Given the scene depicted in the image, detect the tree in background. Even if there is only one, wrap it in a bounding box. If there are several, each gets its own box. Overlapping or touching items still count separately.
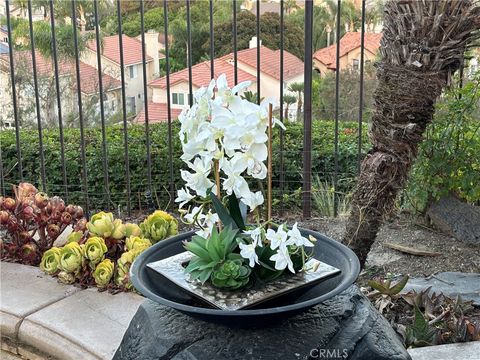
[282,94,297,121]
[288,82,304,119]
[209,11,304,60]
[312,65,377,121]
[343,0,480,268]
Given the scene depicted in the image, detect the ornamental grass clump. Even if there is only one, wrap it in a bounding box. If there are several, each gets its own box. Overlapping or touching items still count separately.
[177,75,316,291]
[0,183,86,265]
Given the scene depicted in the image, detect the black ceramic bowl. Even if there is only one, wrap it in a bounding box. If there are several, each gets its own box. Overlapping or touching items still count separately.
[130,228,360,327]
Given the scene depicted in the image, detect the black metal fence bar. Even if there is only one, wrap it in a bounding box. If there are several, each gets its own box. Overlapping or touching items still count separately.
[209,0,215,78]
[303,0,314,219]
[333,0,342,217]
[49,0,68,202]
[186,0,193,106]
[140,0,152,198]
[232,0,238,85]
[116,0,132,216]
[357,0,366,174]
[5,0,23,182]
[71,0,90,215]
[279,0,285,214]
[27,0,46,192]
[93,0,110,210]
[256,0,260,104]
[163,0,175,207]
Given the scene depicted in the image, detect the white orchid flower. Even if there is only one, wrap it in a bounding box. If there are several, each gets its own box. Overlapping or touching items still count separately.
[270,246,295,273]
[242,191,265,212]
[181,157,214,197]
[175,188,195,209]
[266,226,293,250]
[239,242,258,268]
[287,223,314,247]
[183,206,203,225]
[243,226,263,247]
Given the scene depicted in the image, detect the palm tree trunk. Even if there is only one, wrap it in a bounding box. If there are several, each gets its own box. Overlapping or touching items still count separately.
[343,0,480,268]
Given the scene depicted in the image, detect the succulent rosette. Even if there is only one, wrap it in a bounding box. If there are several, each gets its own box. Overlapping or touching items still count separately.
[58,242,84,273]
[125,236,152,252]
[140,210,178,243]
[66,231,83,243]
[125,223,142,238]
[93,259,114,288]
[86,212,115,238]
[57,271,76,284]
[84,237,108,266]
[111,219,126,240]
[210,259,251,290]
[40,247,61,275]
[115,248,143,289]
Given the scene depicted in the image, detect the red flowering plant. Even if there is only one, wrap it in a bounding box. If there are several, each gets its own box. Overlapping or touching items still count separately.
[0,183,86,265]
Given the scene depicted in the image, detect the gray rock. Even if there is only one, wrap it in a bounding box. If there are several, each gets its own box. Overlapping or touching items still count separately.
[427,195,480,244]
[113,286,410,360]
[402,272,480,306]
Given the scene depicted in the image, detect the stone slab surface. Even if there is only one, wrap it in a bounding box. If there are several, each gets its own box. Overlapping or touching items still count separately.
[427,195,480,244]
[19,288,143,360]
[408,341,480,360]
[114,285,411,360]
[0,262,79,339]
[402,272,480,306]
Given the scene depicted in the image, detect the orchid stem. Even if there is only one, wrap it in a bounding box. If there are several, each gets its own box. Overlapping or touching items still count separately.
[267,103,273,227]
[214,160,222,232]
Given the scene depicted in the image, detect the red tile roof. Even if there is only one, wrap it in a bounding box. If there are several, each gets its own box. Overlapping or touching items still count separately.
[221,46,304,81]
[135,102,183,123]
[313,32,382,70]
[149,58,256,89]
[87,34,153,66]
[0,51,121,95]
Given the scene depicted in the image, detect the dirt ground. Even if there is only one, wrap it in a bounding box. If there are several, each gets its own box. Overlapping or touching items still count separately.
[291,214,480,280]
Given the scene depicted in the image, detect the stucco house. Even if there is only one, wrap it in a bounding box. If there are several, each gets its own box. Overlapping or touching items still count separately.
[0,50,121,129]
[136,42,304,124]
[313,32,382,76]
[83,34,163,116]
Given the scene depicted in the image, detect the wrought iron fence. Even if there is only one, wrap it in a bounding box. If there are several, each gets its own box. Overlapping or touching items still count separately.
[0,0,369,219]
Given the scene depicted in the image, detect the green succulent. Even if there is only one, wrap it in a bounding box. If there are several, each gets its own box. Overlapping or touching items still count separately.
[93,259,114,288]
[184,226,242,284]
[40,247,61,275]
[57,271,76,284]
[58,242,84,273]
[125,223,142,238]
[125,236,152,252]
[84,237,108,266]
[111,219,126,240]
[87,212,115,238]
[140,210,178,243]
[66,231,83,243]
[211,259,251,290]
[115,248,144,289]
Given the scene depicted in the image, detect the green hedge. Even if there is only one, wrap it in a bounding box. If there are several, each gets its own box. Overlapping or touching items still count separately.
[0,120,368,211]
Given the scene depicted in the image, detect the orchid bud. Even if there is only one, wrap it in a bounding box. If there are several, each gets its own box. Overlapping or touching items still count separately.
[34,192,49,209]
[61,212,73,225]
[47,224,60,239]
[3,197,15,211]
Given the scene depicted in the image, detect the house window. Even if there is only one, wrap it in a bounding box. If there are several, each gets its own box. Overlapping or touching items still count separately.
[111,100,116,112]
[172,93,185,105]
[129,65,138,79]
[127,96,136,113]
[352,59,360,71]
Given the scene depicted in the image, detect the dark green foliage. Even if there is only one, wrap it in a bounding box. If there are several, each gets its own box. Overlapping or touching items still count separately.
[210,259,251,290]
[0,120,368,211]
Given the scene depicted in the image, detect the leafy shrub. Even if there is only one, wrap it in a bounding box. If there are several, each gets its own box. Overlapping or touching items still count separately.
[406,74,480,212]
[1,120,368,212]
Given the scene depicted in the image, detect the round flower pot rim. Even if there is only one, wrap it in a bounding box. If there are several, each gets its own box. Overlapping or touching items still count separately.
[130,227,360,319]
